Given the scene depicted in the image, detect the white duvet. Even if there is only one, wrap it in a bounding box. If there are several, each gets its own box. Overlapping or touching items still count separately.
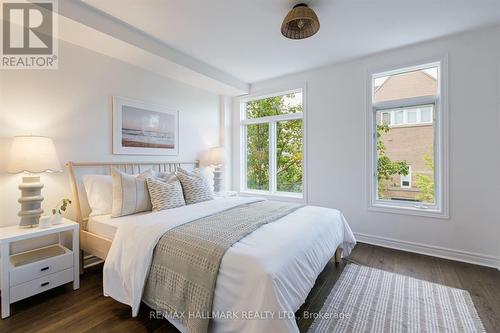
[103,197,356,333]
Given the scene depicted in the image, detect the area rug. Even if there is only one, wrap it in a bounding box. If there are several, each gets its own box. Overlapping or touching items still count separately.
[307,264,485,333]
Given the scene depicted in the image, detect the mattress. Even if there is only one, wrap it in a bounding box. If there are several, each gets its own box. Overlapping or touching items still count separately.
[87,212,149,239]
[87,214,117,239]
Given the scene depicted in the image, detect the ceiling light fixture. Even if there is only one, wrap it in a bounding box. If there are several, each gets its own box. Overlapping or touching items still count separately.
[281,3,320,40]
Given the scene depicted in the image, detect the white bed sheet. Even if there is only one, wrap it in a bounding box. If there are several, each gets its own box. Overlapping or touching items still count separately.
[210,205,355,333]
[103,198,356,333]
[87,214,116,239]
[88,213,148,239]
[87,195,285,240]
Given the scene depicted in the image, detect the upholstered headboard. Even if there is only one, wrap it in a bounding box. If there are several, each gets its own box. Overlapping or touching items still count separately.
[66,161,199,229]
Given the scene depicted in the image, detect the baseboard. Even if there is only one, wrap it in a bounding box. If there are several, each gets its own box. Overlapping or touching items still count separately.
[354,232,500,270]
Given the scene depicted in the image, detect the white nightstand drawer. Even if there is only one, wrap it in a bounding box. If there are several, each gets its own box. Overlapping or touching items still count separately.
[10,248,73,287]
[0,219,79,319]
[10,268,74,303]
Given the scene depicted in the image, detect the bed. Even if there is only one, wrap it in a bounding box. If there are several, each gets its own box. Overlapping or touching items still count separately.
[67,161,356,333]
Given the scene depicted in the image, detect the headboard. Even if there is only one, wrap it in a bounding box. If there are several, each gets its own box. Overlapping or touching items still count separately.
[66,161,199,230]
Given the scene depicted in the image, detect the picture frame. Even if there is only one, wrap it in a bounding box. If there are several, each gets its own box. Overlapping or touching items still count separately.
[112,96,179,155]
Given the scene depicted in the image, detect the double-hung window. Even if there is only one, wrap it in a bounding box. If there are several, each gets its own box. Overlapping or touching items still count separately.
[369,62,447,217]
[240,89,304,199]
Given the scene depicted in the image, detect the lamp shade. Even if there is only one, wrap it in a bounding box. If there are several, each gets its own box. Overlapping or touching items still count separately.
[208,146,224,166]
[281,3,320,40]
[7,136,61,173]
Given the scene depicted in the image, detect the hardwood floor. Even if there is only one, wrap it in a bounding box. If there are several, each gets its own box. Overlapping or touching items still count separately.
[297,243,500,333]
[1,243,499,333]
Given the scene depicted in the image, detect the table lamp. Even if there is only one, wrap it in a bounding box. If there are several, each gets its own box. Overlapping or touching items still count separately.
[208,146,224,193]
[7,136,62,227]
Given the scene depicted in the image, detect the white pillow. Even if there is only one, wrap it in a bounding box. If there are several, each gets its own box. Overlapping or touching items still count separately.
[111,168,154,217]
[82,175,112,216]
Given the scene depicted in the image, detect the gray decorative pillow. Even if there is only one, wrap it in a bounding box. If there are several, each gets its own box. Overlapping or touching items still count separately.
[176,168,214,205]
[111,168,153,217]
[146,176,186,211]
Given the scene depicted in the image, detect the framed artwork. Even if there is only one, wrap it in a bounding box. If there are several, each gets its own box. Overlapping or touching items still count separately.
[112,96,179,155]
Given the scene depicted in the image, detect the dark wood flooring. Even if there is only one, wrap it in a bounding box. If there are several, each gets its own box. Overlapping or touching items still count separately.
[1,243,499,333]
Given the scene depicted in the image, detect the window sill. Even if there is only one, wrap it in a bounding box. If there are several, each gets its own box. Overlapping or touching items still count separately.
[368,202,449,219]
[239,190,305,203]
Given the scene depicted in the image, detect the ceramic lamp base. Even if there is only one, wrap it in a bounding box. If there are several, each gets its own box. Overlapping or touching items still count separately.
[18,176,44,227]
[213,166,223,193]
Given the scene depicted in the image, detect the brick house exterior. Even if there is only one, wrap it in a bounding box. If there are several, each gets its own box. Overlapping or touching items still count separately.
[375,70,436,202]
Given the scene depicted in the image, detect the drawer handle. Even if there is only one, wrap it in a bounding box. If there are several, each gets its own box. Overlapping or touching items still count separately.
[41,282,50,287]
[40,267,50,271]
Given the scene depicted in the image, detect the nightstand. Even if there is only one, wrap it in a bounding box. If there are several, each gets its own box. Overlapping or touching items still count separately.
[0,218,79,318]
[214,191,238,198]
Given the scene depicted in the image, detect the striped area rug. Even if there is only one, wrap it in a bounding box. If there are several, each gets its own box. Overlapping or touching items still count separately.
[308,264,485,333]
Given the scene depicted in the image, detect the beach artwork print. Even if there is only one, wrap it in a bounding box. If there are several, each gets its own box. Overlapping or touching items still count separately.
[113,97,179,155]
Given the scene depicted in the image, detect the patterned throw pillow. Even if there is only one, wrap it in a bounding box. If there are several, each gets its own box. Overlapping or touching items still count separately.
[146,176,186,211]
[111,168,153,217]
[176,168,214,205]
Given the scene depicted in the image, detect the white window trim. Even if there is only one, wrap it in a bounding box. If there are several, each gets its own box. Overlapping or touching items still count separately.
[400,165,412,188]
[238,86,307,202]
[366,58,449,219]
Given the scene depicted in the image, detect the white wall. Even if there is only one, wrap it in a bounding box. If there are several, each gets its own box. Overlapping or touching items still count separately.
[232,26,500,268]
[497,26,500,264]
[0,40,220,227]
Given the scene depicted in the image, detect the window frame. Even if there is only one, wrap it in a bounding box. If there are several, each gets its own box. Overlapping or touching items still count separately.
[367,60,449,218]
[239,87,306,202]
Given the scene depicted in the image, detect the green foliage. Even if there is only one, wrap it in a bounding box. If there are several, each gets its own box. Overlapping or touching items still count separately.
[246,123,269,190]
[276,119,302,192]
[52,198,72,215]
[415,153,435,203]
[246,94,303,193]
[377,124,409,199]
[246,94,301,119]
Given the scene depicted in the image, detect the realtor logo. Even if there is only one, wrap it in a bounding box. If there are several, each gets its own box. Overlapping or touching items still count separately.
[1,0,58,69]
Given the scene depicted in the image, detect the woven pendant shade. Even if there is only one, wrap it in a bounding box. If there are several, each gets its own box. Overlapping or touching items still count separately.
[281,3,320,40]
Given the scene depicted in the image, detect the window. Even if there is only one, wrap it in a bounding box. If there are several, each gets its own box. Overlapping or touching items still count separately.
[381,112,391,125]
[369,62,446,216]
[379,106,433,126]
[407,109,418,124]
[240,89,304,198]
[421,107,432,123]
[400,166,412,188]
[394,110,404,125]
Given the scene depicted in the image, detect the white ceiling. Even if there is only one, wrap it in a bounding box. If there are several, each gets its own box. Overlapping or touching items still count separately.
[83,0,500,83]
